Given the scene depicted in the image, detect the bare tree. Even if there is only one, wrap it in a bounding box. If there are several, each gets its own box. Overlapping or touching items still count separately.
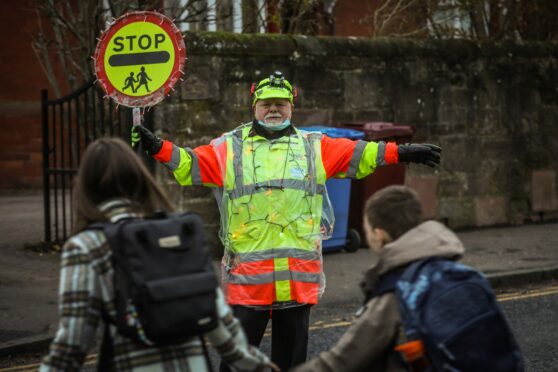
[364,0,557,41]
[280,0,329,35]
[249,0,335,35]
[32,0,103,97]
[367,0,428,38]
[32,0,163,97]
[32,0,234,97]
[242,0,262,33]
[428,0,522,40]
[166,0,230,31]
[216,0,234,31]
[517,0,558,40]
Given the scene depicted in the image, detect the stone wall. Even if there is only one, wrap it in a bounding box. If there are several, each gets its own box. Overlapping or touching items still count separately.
[154,32,558,250]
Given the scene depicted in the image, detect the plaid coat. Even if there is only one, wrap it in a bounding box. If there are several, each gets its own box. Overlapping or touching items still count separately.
[40,200,270,372]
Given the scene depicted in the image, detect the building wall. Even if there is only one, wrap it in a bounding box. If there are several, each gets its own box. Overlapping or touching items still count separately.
[0,0,52,189]
[155,32,558,246]
[333,0,378,36]
[332,0,426,38]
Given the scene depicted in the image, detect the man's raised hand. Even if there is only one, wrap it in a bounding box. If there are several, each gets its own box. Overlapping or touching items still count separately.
[398,143,442,167]
[131,125,163,155]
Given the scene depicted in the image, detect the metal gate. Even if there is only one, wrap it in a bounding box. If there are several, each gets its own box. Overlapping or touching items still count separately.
[41,78,153,244]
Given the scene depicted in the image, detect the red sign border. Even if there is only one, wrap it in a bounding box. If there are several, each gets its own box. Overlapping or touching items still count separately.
[94,11,186,107]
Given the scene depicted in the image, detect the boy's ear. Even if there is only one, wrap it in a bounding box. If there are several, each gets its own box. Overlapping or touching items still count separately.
[374,228,392,246]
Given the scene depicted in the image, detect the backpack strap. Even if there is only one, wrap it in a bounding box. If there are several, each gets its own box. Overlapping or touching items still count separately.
[86,222,107,231]
[370,267,422,370]
[199,335,214,372]
[398,256,452,284]
[369,266,408,299]
[85,215,140,233]
[97,322,115,372]
[372,257,455,300]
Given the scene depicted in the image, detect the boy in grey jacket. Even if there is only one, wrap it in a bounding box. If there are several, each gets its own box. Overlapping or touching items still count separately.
[292,185,465,372]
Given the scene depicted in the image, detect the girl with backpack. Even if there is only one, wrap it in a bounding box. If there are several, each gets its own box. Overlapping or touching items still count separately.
[40,138,276,372]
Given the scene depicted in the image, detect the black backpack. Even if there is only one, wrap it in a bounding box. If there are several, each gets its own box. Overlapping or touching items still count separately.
[91,211,219,348]
[374,258,525,372]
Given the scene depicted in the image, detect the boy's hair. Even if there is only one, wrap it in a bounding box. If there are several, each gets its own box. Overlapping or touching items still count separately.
[364,185,423,241]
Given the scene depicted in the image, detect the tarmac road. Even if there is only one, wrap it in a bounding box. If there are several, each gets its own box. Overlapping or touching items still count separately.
[230,282,558,372]
[2,281,556,371]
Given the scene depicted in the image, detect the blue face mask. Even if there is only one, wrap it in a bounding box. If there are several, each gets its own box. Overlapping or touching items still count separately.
[258,119,291,131]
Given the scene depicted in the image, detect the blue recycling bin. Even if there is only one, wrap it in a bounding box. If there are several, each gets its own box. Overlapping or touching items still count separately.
[299,126,364,253]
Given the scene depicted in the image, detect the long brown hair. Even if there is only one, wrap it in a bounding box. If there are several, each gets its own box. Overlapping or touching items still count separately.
[72,137,174,233]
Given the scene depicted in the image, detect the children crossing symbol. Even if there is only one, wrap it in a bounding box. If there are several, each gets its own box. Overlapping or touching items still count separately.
[122,67,152,94]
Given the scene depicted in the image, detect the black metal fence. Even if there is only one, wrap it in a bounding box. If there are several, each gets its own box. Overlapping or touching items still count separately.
[41,78,153,244]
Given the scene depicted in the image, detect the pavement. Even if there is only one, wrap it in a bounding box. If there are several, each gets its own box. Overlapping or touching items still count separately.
[1,191,558,359]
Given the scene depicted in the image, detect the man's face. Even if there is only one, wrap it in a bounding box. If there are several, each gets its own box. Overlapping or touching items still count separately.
[254,98,293,126]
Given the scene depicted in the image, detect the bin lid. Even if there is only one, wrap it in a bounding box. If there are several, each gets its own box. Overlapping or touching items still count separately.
[339,122,415,140]
[299,125,365,140]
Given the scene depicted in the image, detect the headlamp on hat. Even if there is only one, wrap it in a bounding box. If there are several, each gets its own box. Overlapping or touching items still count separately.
[251,71,298,106]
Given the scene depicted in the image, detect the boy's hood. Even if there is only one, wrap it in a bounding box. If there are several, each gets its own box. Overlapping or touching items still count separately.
[361,220,465,294]
[378,220,465,275]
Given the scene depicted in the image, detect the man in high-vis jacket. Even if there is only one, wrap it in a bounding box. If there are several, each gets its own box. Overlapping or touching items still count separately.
[132,71,441,371]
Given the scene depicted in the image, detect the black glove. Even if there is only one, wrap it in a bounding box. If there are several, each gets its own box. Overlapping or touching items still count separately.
[131,125,163,155]
[398,143,442,167]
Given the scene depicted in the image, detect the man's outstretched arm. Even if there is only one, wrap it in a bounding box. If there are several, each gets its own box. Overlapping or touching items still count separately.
[132,125,225,187]
[320,135,441,180]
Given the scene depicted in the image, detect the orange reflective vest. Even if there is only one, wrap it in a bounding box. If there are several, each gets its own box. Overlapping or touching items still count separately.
[154,123,398,306]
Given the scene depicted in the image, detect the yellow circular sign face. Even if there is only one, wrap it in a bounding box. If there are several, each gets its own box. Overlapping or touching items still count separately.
[95,11,186,107]
[104,22,176,97]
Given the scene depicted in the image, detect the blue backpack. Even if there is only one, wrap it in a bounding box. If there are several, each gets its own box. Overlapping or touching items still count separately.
[374,258,525,372]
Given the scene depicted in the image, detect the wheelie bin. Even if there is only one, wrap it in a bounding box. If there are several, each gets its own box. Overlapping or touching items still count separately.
[299,125,364,253]
[337,122,415,244]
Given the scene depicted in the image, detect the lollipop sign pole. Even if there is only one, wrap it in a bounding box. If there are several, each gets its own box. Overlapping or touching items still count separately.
[133,107,141,126]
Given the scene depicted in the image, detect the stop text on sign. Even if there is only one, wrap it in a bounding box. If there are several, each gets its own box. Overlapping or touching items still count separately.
[112,34,166,51]
[109,33,170,67]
